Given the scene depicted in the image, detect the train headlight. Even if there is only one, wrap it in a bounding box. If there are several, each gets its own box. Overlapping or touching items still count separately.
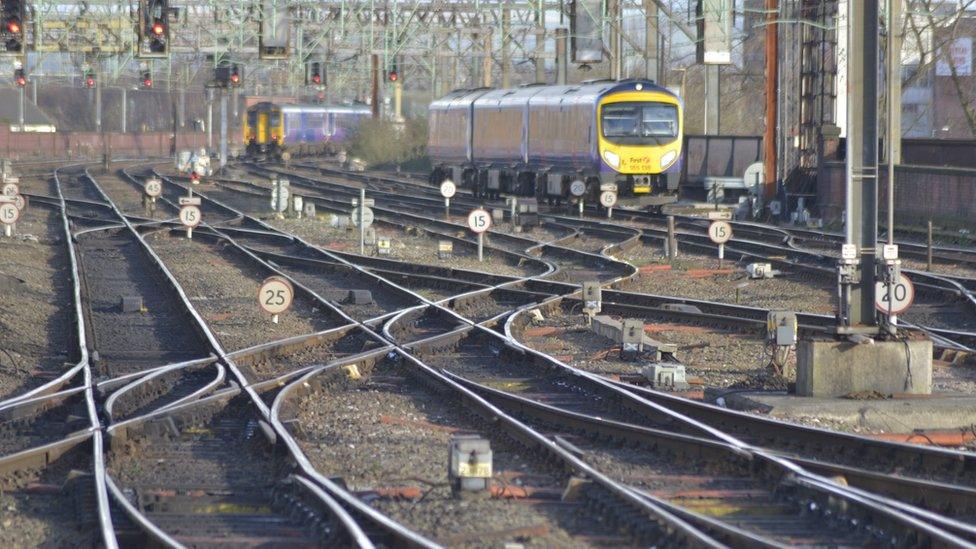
[660,150,678,169]
[603,150,620,169]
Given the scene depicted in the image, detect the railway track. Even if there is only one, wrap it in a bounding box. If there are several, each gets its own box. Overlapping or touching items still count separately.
[4,159,971,545]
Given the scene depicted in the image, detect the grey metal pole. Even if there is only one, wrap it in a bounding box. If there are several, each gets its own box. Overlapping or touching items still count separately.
[667,215,677,259]
[610,0,622,80]
[179,85,186,128]
[478,233,484,262]
[555,28,568,85]
[18,86,24,131]
[844,0,880,330]
[359,188,366,255]
[926,220,933,271]
[705,65,720,134]
[220,91,228,170]
[207,99,213,152]
[122,88,127,133]
[886,0,900,247]
[644,0,659,82]
[95,79,102,132]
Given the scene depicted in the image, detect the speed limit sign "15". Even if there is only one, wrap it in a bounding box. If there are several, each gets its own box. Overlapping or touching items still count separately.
[467,208,492,234]
[179,205,202,227]
[708,220,732,244]
[259,276,294,315]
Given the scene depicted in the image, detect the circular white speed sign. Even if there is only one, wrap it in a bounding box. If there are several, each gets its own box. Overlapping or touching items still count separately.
[570,180,586,197]
[708,220,733,244]
[351,206,374,228]
[440,180,457,199]
[2,183,18,197]
[258,276,294,315]
[0,202,20,225]
[144,179,162,197]
[467,208,492,234]
[599,191,617,208]
[875,273,915,314]
[179,205,202,228]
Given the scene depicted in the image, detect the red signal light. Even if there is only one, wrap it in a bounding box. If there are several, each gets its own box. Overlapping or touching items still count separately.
[86,77,95,88]
[15,76,26,87]
[311,74,321,85]
[143,78,153,88]
[190,172,199,181]
[7,20,21,34]
[151,21,165,36]
[388,70,398,82]
[230,73,239,84]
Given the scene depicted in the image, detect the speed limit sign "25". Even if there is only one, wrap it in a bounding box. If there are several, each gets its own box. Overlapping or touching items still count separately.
[259,276,294,315]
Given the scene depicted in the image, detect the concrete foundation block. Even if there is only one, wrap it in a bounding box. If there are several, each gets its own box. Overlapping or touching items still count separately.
[348,290,373,305]
[590,315,677,358]
[120,296,143,313]
[796,338,932,397]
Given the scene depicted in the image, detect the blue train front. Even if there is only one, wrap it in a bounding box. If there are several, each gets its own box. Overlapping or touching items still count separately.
[244,102,372,160]
[428,79,683,207]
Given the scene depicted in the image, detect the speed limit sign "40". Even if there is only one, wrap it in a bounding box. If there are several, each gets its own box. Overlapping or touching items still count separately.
[259,276,294,315]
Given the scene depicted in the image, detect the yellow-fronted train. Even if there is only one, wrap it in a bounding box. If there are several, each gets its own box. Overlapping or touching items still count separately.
[244,101,371,160]
[428,79,683,207]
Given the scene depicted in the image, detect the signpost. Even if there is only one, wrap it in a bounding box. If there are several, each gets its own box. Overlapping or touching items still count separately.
[599,190,617,219]
[179,204,201,239]
[352,190,374,254]
[258,275,294,324]
[2,183,19,197]
[570,180,586,217]
[0,199,20,237]
[467,207,491,262]
[875,272,914,326]
[440,180,456,219]
[144,178,162,218]
[708,220,732,268]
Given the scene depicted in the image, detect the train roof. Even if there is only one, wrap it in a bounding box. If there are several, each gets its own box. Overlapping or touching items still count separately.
[430,79,679,111]
[248,101,371,115]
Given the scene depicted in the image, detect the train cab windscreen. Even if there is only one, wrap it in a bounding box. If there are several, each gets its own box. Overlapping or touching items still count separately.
[601,103,678,145]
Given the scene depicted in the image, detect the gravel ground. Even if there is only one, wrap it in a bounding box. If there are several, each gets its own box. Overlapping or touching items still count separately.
[0,202,74,401]
[295,360,624,547]
[620,244,838,314]
[242,330,381,383]
[0,445,94,547]
[266,217,536,278]
[146,231,342,351]
[518,311,781,390]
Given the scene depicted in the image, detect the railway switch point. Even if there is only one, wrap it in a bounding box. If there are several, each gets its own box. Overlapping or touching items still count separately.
[449,434,492,494]
[437,240,453,260]
[120,296,144,313]
[582,282,601,318]
[641,364,690,390]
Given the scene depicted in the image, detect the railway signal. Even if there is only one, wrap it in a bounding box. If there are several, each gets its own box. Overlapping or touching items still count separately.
[138,0,170,57]
[388,58,399,82]
[1,0,25,54]
[140,69,153,88]
[84,70,96,88]
[13,67,25,87]
[229,64,241,86]
[306,61,323,86]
